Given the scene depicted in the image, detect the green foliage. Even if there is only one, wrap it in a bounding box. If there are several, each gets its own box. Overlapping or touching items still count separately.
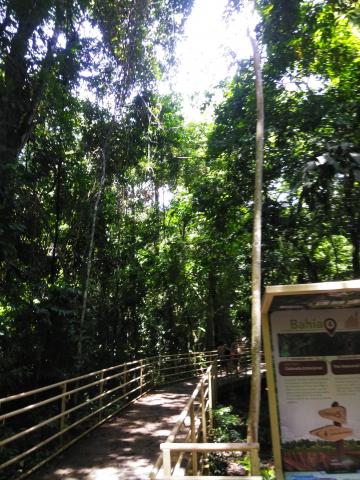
[0,1,199,393]
[209,405,246,476]
[212,405,246,442]
[0,3,359,478]
[0,0,359,407]
[210,404,275,479]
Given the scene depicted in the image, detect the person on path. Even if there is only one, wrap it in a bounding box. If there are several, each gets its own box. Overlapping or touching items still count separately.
[216,341,231,373]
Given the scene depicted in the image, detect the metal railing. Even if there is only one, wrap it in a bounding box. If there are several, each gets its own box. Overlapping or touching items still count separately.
[150,354,261,480]
[0,350,217,480]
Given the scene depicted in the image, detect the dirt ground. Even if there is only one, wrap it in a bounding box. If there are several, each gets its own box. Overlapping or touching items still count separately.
[29,380,196,480]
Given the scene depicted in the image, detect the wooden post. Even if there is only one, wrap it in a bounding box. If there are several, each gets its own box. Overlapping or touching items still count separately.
[212,359,218,404]
[250,447,261,476]
[199,352,202,372]
[188,352,192,376]
[152,358,156,387]
[59,382,68,446]
[200,382,207,442]
[60,382,67,432]
[99,372,104,419]
[190,403,198,474]
[0,401,3,426]
[159,355,163,384]
[209,363,217,427]
[0,401,3,453]
[163,446,172,476]
[123,364,127,396]
[208,369,213,431]
[140,359,144,394]
[200,381,208,474]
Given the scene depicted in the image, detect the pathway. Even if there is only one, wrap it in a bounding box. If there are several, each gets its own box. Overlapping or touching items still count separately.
[30,380,197,480]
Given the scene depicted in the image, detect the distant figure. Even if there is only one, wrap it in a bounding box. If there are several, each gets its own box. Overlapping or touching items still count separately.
[216,341,231,373]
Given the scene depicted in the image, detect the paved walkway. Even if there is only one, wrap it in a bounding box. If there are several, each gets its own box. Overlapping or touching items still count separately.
[30,381,197,480]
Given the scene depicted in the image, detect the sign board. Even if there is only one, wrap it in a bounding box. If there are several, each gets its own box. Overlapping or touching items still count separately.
[262,280,360,480]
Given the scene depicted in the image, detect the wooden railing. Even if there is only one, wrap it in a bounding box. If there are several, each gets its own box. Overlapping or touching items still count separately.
[0,350,218,480]
[150,360,261,480]
[150,363,215,479]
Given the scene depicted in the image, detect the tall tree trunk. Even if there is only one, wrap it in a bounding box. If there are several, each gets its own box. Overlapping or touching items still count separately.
[0,12,60,259]
[148,111,161,256]
[206,270,216,349]
[154,177,160,256]
[247,3,265,454]
[51,155,63,284]
[76,148,107,369]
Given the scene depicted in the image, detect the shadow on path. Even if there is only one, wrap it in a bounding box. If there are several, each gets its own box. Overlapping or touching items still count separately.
[30,381,196,480]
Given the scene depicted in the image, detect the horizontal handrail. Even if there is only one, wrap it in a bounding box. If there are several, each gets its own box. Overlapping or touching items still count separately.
[150,364,215,479]
[1,373,152,448]
[0,360,140,404]
[160,442,260,452]
[156,477,262,480]
[0,351,217,404]
[151,356,262,479]
[1,350,233,480]
[0,382,147,471]
[166,381,203,443]
[0,364,145,422]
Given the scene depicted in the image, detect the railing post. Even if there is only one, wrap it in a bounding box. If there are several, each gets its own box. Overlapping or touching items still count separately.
[208,366,214,431]
[99,372,104,419]
[140,359,144,394]
[250,447,261,475]
[163,446,172,476]
[150,358,156,387]
[123,364,127,396]
[213,357,218,404]
[200,382,207,442]
[235,352,240,375]
[0,400,3,428]
[190,402,198,475]
[159,355,163,384]
[59,382,67,433]
[239,350,244,374]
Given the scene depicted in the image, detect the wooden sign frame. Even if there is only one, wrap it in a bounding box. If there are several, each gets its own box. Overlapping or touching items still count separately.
[262,280,360,480]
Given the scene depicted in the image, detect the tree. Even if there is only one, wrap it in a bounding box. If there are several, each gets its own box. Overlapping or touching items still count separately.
[0,0,193,260]
[247,1,264,461]
[0,1,196,391]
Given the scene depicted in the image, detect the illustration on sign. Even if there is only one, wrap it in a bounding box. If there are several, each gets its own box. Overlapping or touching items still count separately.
[310,402,352,442]
[310,425,352,442]
[318,406,346,424]
[307,401,357,476]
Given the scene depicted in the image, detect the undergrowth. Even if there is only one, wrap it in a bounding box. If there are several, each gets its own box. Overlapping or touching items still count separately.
[209,405,275,479]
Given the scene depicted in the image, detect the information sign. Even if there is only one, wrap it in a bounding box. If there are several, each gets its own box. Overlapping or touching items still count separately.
[262,281,360,480]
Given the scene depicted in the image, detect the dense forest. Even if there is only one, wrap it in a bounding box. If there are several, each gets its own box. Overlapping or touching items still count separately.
[0,0,359,396]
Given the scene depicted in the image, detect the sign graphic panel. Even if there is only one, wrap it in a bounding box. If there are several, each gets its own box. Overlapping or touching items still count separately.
[270,308,360,480]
